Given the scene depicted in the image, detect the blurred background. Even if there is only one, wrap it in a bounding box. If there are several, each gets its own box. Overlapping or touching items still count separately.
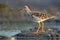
[0,0,60,22]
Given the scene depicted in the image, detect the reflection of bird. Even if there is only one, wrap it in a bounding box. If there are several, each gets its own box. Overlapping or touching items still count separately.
[22,5,56,34]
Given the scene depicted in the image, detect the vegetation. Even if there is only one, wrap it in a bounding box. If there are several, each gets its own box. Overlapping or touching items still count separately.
[0,4,12,18]
[0,4,25,22]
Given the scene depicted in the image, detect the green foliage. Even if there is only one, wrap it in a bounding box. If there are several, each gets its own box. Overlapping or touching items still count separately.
[0,4,12,19]
[0,4,11,10]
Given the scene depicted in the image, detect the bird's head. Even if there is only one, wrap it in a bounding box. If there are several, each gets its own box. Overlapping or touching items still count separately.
[24,5,31,12]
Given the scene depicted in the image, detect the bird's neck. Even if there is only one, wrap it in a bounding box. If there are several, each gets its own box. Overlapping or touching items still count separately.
[24,9,31,15]
[26,8,31,13]
[26,10,31,13]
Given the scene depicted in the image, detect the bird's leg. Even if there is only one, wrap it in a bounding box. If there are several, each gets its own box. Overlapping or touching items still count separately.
[36,22,40,33]
[32,22,40,35]
[41,22,45,33]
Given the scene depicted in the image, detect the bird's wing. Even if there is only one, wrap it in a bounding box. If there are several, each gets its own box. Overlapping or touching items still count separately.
[32,13,56,22]
[40,16,56,22]
[31,12,42,18]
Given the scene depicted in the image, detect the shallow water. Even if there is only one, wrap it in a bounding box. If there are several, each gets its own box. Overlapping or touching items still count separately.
[0,22,60,40]
[0,22,60,30]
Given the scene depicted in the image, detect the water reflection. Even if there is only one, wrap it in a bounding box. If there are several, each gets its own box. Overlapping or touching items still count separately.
[0,22,60,40]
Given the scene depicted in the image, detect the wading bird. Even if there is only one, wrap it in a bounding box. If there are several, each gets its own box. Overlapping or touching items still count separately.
[22,5,56,35]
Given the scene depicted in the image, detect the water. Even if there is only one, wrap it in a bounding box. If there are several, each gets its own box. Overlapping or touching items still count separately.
[0,22,60,30]
[0,22,60,40]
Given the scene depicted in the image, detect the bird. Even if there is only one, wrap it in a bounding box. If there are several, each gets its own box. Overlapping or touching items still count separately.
[22,5,56,35]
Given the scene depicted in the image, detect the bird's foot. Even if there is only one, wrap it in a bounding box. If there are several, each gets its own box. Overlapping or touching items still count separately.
[32,32,39,35]
[42,30,45,33]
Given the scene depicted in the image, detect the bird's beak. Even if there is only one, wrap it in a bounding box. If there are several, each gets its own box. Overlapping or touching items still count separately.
[22,8,24,10]
[20,8,24,11]
[20,8,23,10]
